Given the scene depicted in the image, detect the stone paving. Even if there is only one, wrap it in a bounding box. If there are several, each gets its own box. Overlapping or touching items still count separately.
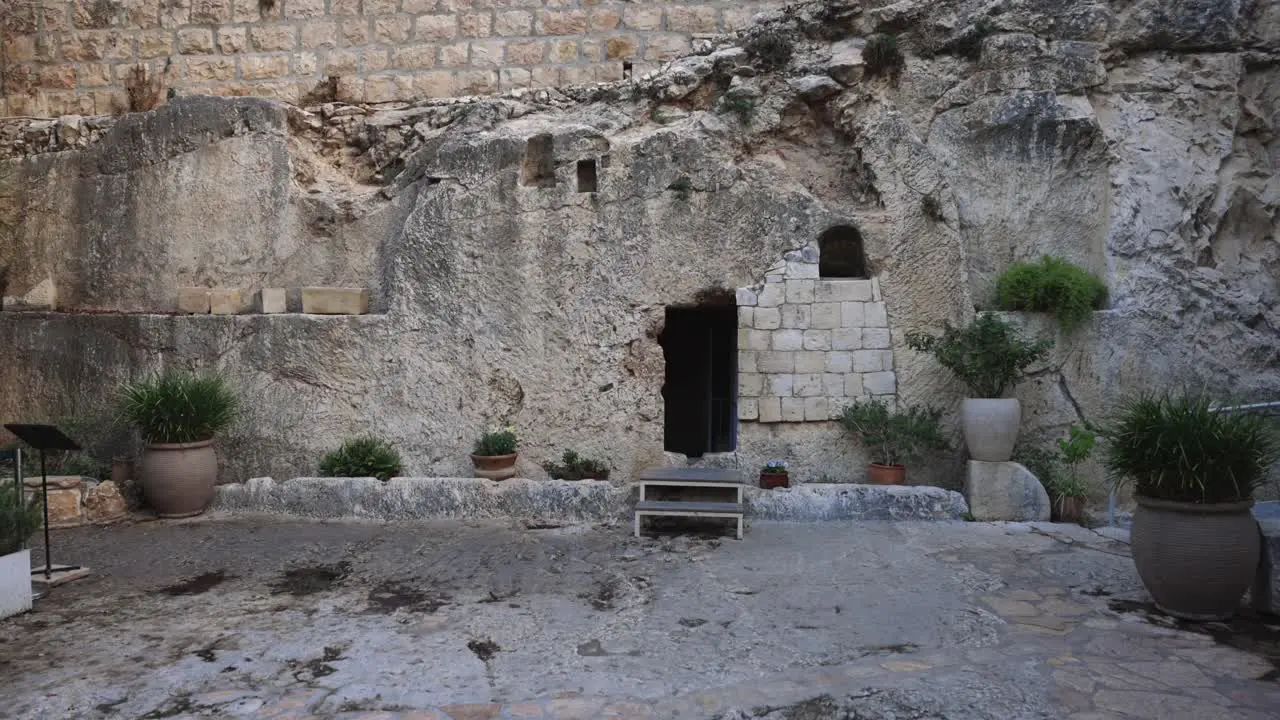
[3,517,1278,719]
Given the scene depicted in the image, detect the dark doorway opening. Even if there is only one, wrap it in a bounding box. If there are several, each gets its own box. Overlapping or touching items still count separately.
[660,300,737,457]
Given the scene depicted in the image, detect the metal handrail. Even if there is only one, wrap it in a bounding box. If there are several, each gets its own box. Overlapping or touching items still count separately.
[1209,401,1280,414]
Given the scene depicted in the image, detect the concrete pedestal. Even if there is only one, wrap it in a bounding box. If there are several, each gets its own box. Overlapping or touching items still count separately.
[965,461,1051,522]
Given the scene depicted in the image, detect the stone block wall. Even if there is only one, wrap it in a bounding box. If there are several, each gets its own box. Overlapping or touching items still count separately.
[0,0,782,118]
[736,253,896,424]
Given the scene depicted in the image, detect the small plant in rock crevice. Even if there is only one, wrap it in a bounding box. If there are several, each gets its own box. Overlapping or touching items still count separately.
[920,194,943,222]
[864,34,905,81]
[953,17,996,61]
[319,436,403,482]
[994,256,1107,331]
[722,96,757,126]
[667,176,693,201]
[541,450,609,481]
[742,29,794,70]
[474,427,517,457]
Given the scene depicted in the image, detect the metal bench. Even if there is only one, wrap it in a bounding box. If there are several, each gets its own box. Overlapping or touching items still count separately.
[633,467,744,539]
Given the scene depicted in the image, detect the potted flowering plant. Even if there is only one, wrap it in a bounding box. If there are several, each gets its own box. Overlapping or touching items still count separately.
[471,426,518,481]
[759,460,789,489]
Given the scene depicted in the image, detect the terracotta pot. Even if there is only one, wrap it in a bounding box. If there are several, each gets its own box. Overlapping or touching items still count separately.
[868,463,906,485]
[962,397,1021,461]
[138,440,217,518]
[471,453,518,481]
[111,457,132,487]
[760,472,790,489]
[1131,496,1260,621]
[1053,496,1086,524]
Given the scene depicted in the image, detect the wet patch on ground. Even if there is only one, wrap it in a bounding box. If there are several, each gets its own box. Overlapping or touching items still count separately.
[1109,599,1280,678]
[365,579,452,614]
[467,638,501,661]
[160,571,230,596]
[271,562,350,596]
[288,646,345,683]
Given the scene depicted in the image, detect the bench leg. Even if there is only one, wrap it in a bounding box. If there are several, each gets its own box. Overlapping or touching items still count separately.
[634,512,641,538]
[737,516,743,540]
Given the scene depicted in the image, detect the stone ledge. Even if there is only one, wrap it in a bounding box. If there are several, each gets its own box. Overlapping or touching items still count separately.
[211,477,631,523]
[746,484,968,522]
[211,477,969,524]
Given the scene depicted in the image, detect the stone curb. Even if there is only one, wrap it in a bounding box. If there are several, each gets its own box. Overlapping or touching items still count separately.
[211,477,968,523]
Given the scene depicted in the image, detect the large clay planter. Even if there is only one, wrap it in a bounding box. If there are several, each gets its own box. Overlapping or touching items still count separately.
[138,440,218,518]
[471,453,518,481]
[868,463,906,485]
[962,398,1021,462]
[1131,496,1260,621]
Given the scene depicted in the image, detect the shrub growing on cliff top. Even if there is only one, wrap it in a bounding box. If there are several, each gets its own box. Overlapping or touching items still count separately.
[995,257,1107,330]
[319,436,403,482]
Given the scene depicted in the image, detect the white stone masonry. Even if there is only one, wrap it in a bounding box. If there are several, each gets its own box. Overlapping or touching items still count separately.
[737,256,895,423]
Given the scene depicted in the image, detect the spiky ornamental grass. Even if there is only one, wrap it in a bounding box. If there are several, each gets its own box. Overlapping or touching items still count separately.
[119,373,238,444]
[1103,394,1279,504]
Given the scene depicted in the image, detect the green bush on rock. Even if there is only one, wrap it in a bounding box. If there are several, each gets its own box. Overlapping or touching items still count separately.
[319,436,404,482]
[994,257,1106,330]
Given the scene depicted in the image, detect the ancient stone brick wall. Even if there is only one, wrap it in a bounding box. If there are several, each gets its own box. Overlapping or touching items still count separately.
[736,257,896,425]
[0,0,781,118]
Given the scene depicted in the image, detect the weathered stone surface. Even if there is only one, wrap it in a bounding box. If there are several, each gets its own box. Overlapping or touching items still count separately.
[966,461,1051,522]
[258,288,287,314]
[0,2,1278,496]
[83,480,127,524]
[209,288,249,315]
[746,483,968,522]
[211,476,631,523]
[177,287,211,314]
[301,287,370,315]
[24,479,84,529]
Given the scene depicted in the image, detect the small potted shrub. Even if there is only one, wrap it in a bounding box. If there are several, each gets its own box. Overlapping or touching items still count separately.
[759,460,789,489]
[0,485,42,619]
[320,436,403,482]
[1104,394,1279,620]
[995,256,1107,331]
[120,372,238,517]
[907,313,1052,462]
[1051,425,1095,524]
[472,427,518,481]
[840,399,948,485]
[542,450,610,481]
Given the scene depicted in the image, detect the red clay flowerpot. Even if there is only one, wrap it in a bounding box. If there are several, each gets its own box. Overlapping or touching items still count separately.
[867,463,906,485]
[760,472,790,489]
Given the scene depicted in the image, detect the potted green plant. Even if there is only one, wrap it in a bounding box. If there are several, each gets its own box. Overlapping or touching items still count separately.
[759,460,789,489]
[906,313,1052,462]
[320,436,404,482]
[1051,425,1095,524]
[472,426,518,481]
[839,399,948,485]
[119,372,238,517]
[542,450,610,481]
[0,479,42,619]
[1103,394,1279,621]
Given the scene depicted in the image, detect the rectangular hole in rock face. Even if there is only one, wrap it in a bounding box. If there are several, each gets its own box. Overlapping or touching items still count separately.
[576,159,598,193]
[522,133,556,188]
[622,61,633,79]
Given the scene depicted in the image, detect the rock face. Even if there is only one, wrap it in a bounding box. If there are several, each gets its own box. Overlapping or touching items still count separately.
[1,1,1278,491]
[965,461,1052,522]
